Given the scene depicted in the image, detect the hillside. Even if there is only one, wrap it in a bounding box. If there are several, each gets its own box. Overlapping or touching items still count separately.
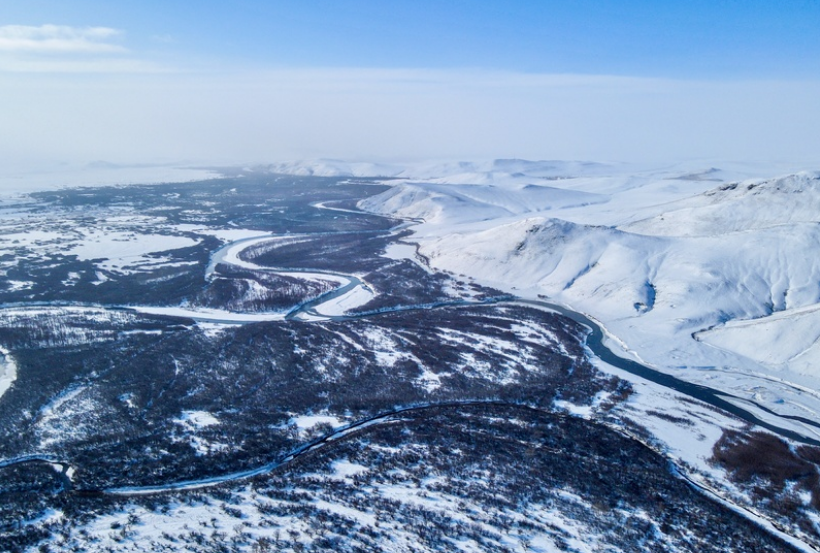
[359,164,820,429]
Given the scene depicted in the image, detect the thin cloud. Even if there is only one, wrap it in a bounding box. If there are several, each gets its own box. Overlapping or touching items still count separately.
[0,24,126,54]
[0,24,172,73]
[0,57,167,73]
[150,34,175,44]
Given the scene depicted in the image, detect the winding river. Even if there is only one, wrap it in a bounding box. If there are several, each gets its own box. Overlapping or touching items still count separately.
[3,201,820,500]
[199,223,820,447]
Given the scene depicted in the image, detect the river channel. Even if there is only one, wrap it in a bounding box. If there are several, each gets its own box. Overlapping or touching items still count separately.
[2,203,820,497]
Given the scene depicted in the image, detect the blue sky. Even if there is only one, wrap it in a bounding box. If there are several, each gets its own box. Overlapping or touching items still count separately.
[4,0,820,77]
[1,1,819,166]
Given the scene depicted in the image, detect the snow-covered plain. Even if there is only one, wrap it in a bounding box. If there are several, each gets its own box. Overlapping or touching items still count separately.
[4,159,820,552]
[353,159,820,435]
[0,211,204,278]
[66,231,200,274]
[0,164,219,196]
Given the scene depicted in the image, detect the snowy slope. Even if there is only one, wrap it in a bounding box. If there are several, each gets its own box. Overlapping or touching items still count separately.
[697,303,820,376]
[626,172,820,236]
[358,182,607,225]
[359,162,820,426]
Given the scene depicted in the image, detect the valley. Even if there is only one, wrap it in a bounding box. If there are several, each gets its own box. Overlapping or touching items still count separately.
[0,166,818,552]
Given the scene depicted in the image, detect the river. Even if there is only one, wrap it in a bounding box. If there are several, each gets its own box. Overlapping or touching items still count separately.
[2,202,820,499]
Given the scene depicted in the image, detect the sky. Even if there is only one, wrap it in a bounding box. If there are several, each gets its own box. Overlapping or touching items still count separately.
[1,1,820,168]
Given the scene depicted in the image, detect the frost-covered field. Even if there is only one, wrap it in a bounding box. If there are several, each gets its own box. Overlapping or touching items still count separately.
[354,159,820,439]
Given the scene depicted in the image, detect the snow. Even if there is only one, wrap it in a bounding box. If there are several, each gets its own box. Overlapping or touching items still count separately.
[129,305,288,323]
[7,158,820,552]
[311,283,375,317]
[277,270,348,287]
[288,414,342,430]
[313,499,378,526]
[21,508,64,529]
[359,162,820,439]
[207,235,351,287]
[206,235,292,276]
[264,158,403,178]
[697,303,820,376]
[65,231,200,274]
[5,280,34,291]
[173,225,271,243]
[312,200,370,216]
[329,459,369,479]
[579,354,820,552]
[0,230,64,245]
[173,410,220,430]
[553,399,595,418]
[0,164,219,197]
[201,233,377,322]
[382,242,417,262]
[0,211,206,277]
[171,411,227,456]
[35,386,101,449]
[0,346,17,401]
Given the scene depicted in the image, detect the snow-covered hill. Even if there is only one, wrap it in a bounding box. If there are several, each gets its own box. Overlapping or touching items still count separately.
[261,159,404,178]
[627,172,820,236]
[263,158,618,183]
[359,162,820,429]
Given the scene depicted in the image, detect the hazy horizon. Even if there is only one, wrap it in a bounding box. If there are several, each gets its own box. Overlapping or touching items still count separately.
[2,2,819,172]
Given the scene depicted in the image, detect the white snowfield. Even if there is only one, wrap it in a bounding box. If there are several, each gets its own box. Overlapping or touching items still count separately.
[0,164,219,196]
[66,232,201,275]
[0,346,16,402]
[353,159,820,430]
